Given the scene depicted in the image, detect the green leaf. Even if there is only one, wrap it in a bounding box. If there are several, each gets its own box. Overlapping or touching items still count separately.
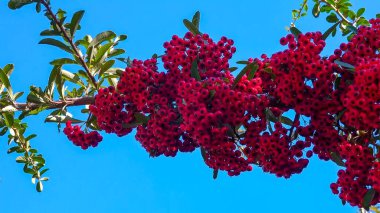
[236,61,249,65]
[89,31,116,47]
[346,25,357,34]
[7,146,18,154]
[40,29,61,37]
[45,66,61,97]
[334,76,341,90]
[118,35,127,41]
[330,152,345,167]
[27,93,44,104]
[26,134,36,142]
[13,92,24,100]
[3,64,15,75]
[213,169,218,180]
[134,112,149,125]
[183,19,202,35]
[326,13,339,23]
[93,42,114,65]
[50,58,78,66]
[233,63,257,88]
[334,60,355,71]
[331,26,337,37]
[279,116,293,126]
[290,27,302,38]
[40,177,49,181]
[356,8,365,17]
[291,9,299,19]
[0,67,13,98]
[56,9,67,20]
[0,127,9,136]
[33,156,45,164]
[312,3,320,17]
[320,5,333,13]
[39,38,73,54]
[86,45,94,63]
[190,59,201,81]
[335,109,346,121]
[8,0,36,10]
[108,49,125,58]
[99,60,116,77]
[3,112,14,127]
[23,165,35,175]
[16,156,27,163]
[377,14,380,19]
[44,115,83,123]
[356,17,370,26]
[69,10,85,37]
[40,168,49,176]
[29,149,38,153]
[192,11,201,30]
[265,108,278,123]
[61,70,85,87]
[36,181,43,192]
[35,1,40,13]
[362,189,376,210]
[346,10,356,20]
[247,64,259,80]
[322,22,340,40]
[200,147,207,161]
[228,67,238,72]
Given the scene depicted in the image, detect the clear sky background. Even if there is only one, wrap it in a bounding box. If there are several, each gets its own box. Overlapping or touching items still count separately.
[0,1,379,213]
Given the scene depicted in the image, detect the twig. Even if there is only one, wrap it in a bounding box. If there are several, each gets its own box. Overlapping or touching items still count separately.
[319,0,354,25]
[40,0,98,88]
[292,0,308,25]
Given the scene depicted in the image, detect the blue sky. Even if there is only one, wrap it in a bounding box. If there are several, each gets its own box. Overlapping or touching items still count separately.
[0,1,379,212]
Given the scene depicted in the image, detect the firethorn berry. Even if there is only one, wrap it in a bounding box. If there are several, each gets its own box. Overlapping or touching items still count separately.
[63,121,103,150]
[340,60,380,130]
[89,86,135,137]
[83,18,380,208]
[331,142,378,207]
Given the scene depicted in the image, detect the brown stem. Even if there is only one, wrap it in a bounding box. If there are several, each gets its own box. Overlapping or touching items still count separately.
[319,0,354,25]
[40,0,98,88]
[13,96,94,111]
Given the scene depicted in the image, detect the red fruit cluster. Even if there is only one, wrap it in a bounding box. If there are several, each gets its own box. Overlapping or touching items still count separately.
[243,121,311,178]
[89,86,134,136]
[63,121,103,149]
[253,31,342,161]
[80,18,380,208]
[341,61,380,130]
[177,76,263,175]
[330,19,380,130]
[330,142,378,207]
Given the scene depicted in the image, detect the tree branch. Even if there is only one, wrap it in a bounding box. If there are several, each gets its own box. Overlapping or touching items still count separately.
[40,0,98,88]
[13,96,94,111]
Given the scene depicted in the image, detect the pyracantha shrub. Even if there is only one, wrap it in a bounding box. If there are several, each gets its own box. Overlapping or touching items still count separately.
[85,18,380,208]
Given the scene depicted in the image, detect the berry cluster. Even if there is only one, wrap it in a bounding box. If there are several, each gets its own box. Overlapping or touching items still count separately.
[70,18,380,208]
[341,61,380,130]
[89,86,134,137]
[330,142,377,207]
[63,121,103,149]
